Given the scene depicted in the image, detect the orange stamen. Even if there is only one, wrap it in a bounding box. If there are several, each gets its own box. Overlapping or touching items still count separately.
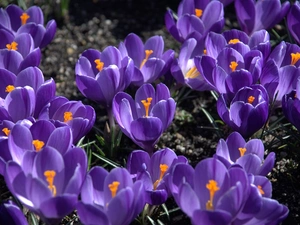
[257,185,265,195]
[32,140,45,152]
[20,13,30,25]
[108,181,120,198]
[5,85,15,93]
[206,180,220,210]
[2,128,10,136]
[64,112,73,123]
[195,8,203,17]
[153,164,169,190]
[238,147,246,157]
[141,97,153,117]
[203,49,207,55]
[6,42,18,51]
[140,50,153,69]
[185,66,200,79]
[291,52,300,65]
[229,61,238,72]
[44,170,57,196]
[94,59,104,71]
[228,39,240,44]
[247,96,255,104]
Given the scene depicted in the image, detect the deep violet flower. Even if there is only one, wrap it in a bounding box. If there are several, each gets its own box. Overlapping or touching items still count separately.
[75,47,134,108]
[4,146,87,225]
[165,0,224,44]
[0,4,57,48]
[217,84,269,138]
[0,120,14,175]
[0,200,28,225]
[118,33,174,86]
[112,83,176,154]
[214,131,275,176]
[235,0,290,35]
[287,1,300,45]
[38,96,96,144]
[77,167,145,225]
[126,148,188,205]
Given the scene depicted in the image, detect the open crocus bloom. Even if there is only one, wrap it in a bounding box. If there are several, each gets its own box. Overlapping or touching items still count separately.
[217,84,269,138]
[214,131,275,176]
[126,148,188,205]
[113,83,176,154]
[77,167,145,225]
[4,146,87,225]
[0,4,56,48]
[287,1,300,45]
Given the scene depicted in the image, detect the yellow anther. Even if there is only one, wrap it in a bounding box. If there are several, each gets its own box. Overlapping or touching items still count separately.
[153,164,169,190]
[185,66,200,79]
[195,8,203,17]
[2,128,10,136]
[228,39,240,44]
[257,185,265,195]
[32,140,45,152]
[203,49,207,55]
[5,85,15,93]
[141,97,153,117]
[44,170,57,196]
[247,96,255,104]
[20,12,30,25]
[206,180,220,210]
[140,50,154,69]
[108,181,120,198]
[63,112,73,123]
[229,61,238,72]
[94,59,104,71]
[291,52,300,65]
[6,42,18,51]
[238,147,246,157]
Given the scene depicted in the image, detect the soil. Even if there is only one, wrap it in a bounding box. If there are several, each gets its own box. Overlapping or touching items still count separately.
[0,0,300,224]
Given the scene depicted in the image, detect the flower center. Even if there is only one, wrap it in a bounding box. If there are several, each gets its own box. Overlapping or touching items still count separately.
[195,8,203,17]
[6,42,18,51]
[206,179,220,210]
[257,185,264,195]
[5,85,15,93]
[2,128,10,136]
[20,12,30,25]
[32,140,45,152]
[203,49,207,55]
[247,96,255,104]
[228,39,240,44]
[153,164,169,190]
[291,52,300,65]
[141,97,153,117]
[140,50,153,69]
[44,170,57,196]
[238,147,246,157]
[64,112,73,122]
[185,66,200,79]
[94,59,104,71]
[108,181,120,198]
[229,61,238,72]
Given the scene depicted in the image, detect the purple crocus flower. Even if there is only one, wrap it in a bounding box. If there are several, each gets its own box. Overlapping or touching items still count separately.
[235,0,290,35]
[126,148,188,205]
[7,120,72,165]
[118,33,174,86]
[38,96,96,144]
[217,84,269,138]
[76,167,145,225]
[4,146,87,225]
[0,200,28,225]
[214,131,275,176]
[75,47,134,108]
[1,4,57,48]
[170,38,213,91]
[113,83,176,153]
[165,0,224,44]
[287,1,300,45]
